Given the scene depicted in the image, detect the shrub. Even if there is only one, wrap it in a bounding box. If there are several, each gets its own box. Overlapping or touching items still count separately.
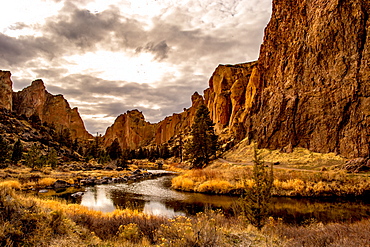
[197,180,233,194]
[171,176,195,191]
[157,211,223,247]
[117,223,142,243]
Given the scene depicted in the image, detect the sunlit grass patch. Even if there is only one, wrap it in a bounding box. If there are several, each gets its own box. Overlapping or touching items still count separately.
[223,138,346,169]
[197,180,233,194]
[37,177,57,187]
[0,180,21,190]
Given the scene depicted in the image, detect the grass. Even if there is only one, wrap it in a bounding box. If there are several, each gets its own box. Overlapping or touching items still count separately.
[0,163,141,191]
[223,138,346,170]
[172,163,370,197]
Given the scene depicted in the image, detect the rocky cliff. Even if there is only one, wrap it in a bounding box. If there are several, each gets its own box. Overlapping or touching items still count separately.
[0,71,13,111]
[13,80,92,140]
[0,76,93,141]
[3,0,368,159]
[245,0,370,158]
[104,110,155,150]
[104,92,205,149]
[204,61,258,139]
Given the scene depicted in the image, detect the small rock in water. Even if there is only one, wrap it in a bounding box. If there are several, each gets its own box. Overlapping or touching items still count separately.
[71,192,84,198]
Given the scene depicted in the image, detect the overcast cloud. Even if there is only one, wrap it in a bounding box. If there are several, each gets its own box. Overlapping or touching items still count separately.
[1,0,272,134]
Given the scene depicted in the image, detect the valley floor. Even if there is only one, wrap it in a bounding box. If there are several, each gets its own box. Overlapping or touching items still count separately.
[1,142,370,246]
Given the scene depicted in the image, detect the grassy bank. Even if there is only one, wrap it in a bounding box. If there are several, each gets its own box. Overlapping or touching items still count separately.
[171,142,370,197]
[171,162,370,197]
[1,183,370,246]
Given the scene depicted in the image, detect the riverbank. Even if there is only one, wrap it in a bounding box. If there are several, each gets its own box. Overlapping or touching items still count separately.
[170,142,370,198]
[1,184,370,247]
[0,160,172,193]
[171,161,370,197]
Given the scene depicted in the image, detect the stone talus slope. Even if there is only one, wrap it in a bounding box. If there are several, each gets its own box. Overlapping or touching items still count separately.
[246,0,370,158]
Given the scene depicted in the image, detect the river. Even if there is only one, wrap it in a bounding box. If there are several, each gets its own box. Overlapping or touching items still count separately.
[70,171,370,225]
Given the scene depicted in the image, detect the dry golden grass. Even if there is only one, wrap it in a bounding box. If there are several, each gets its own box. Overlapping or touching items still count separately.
[223,138,346,169]
[172,161,370,197]
[37,177,57,187]
[0,180,22,190]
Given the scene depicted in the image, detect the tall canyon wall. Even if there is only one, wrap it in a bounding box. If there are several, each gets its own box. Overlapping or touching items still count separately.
[246,0,370,158]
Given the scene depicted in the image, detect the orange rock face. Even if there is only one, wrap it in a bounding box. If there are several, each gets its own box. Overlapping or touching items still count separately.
[245,0,370,158]
[0,71,13,111]
[13,80,92,140]
[204,62,257,138]
[104,110,155,150]
[104,93,205,150]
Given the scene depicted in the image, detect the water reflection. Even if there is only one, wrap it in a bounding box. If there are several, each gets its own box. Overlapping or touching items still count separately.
[80,175,190,216]
[144,201,185,217]
[80,186,115,213]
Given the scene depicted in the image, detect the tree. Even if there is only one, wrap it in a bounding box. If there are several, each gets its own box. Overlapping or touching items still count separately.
[46,148,58,169]
[185,104,218,168]
[11,139,23,164]
[239,148,274,230]
[25,144,44,169]
[106,138,122,160]
[0,135,10,165]
[57,128,72,148]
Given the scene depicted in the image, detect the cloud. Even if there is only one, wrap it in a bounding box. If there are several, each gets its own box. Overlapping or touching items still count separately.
[136,40,170,61]
[3,0,272,134]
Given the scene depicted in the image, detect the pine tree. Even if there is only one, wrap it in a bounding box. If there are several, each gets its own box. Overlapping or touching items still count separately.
[240,148,274,230]
[185,104,218,168]
[46,148,58,168]
[25,144,44,169]
[106,138,122,160]
[11,139,23,164]
[0,135,10,164]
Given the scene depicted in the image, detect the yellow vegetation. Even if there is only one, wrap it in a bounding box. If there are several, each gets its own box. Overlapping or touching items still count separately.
[172,161,370,197]
[38,177,57,187]
[197,180,233,194]
[0,180,21,190]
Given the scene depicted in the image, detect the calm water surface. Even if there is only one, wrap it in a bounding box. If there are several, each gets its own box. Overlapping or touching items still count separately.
[74,171,370,224]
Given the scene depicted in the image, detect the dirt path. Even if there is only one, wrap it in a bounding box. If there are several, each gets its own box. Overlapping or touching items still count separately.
[218,158,325,173]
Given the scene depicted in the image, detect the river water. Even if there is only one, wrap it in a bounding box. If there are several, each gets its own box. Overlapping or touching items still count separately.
[73,171,370,224]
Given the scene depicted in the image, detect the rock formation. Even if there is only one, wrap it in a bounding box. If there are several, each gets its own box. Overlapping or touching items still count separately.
[104,110,156,150]
[204,62,258,139]
[11,79,92,140]
[0,71,13,111]
[245,0,370,158]
[154,92,204,145]
[104,92,205,149]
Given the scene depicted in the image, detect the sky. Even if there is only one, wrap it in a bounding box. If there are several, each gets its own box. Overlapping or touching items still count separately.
[0,0,272,135]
